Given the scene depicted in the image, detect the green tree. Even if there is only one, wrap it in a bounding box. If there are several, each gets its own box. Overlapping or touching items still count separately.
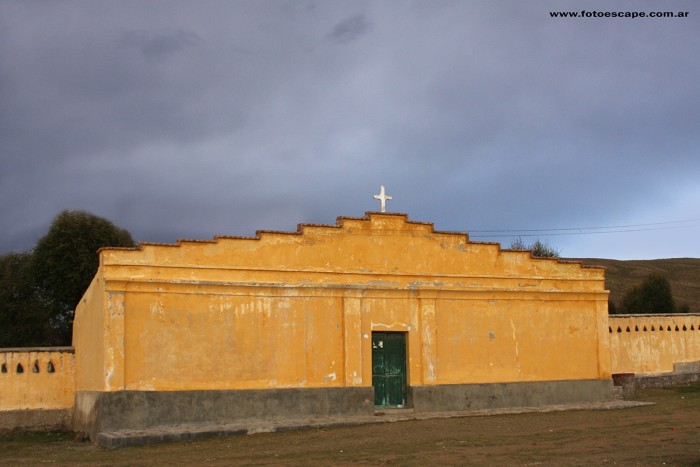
[31,210,136,344]
[0,253,55,346]
[621,273,677,314]
[509,238,560,258]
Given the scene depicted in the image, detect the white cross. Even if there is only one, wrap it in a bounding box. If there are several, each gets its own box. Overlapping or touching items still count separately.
[373,185,392,212]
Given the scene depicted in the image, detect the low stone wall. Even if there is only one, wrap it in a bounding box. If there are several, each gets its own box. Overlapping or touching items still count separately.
[612,360,700,400]
[635,371,700,389]
[0,409,72,431]
[0,347,75,431]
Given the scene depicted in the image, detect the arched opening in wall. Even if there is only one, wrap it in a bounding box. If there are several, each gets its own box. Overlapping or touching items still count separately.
[617,327,622,333]
[675,325,680,331]
[692,325,695,331]
[608,327,613,333]
[626,326,631,332]
[1,363,7,373]
[659,325,664,331]
[32,360,40,373]
[635,325,639,332]
[16,363,24,374]
[667,325,672,331]
[651,325,655,331]
[682,325,687,331]
[643,326,648,331]
[47,361,55,373]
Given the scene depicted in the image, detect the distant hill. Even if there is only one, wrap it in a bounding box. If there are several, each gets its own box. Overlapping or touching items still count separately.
[574,258,700,313]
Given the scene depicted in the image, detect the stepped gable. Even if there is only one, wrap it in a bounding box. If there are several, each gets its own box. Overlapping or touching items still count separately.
[97,212,599,275]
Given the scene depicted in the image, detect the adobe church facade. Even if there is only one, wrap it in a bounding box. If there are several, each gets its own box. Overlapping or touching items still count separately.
[69,212,614,441]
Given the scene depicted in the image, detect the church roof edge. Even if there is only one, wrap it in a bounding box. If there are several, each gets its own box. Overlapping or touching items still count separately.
[97,214,606,271]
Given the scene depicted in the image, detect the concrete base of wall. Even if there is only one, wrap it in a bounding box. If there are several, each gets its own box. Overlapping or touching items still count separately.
[674,361,700,374]
[635,372,700,389]
[74,386,375,443]
[76,379,615,445]
[612,361,700,395]
[0,409,71,432]
[411,379,614,413]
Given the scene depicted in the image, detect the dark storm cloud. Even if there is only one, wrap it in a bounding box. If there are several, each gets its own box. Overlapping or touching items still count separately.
[118,29,201,62]
[328,14,370,44]
[1,1,698,259]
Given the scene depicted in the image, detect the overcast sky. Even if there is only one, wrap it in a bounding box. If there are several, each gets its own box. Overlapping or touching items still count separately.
[1,1,699,260]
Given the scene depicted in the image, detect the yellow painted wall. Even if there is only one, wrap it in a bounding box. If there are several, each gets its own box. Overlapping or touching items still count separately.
[73,272,106,391]
[73,213,611,393]
[609,314,700,374]
[434,297,606,383]
[0,348,74,410]
[122,292,345,390]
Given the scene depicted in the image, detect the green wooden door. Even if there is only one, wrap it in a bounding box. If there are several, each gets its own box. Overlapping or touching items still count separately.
[372,332,407,408]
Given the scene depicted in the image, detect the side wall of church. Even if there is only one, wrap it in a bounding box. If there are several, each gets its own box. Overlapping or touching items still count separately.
[73,272,107,392]
[609,314,700,375]
[0,348,74,430]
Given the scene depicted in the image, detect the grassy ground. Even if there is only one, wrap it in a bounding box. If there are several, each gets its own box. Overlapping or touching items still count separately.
[2,384,699,466]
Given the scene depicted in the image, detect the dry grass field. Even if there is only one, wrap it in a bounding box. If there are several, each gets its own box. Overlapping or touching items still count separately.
[1,383,699,466]
[577,257,700,312]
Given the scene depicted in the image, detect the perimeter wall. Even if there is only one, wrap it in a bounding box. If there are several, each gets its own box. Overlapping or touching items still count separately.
[609,314,700,375]
[0,348,74,430]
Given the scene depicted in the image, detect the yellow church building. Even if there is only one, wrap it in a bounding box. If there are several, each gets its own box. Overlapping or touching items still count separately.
[72,211,614,440]
[2,210,699,447]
